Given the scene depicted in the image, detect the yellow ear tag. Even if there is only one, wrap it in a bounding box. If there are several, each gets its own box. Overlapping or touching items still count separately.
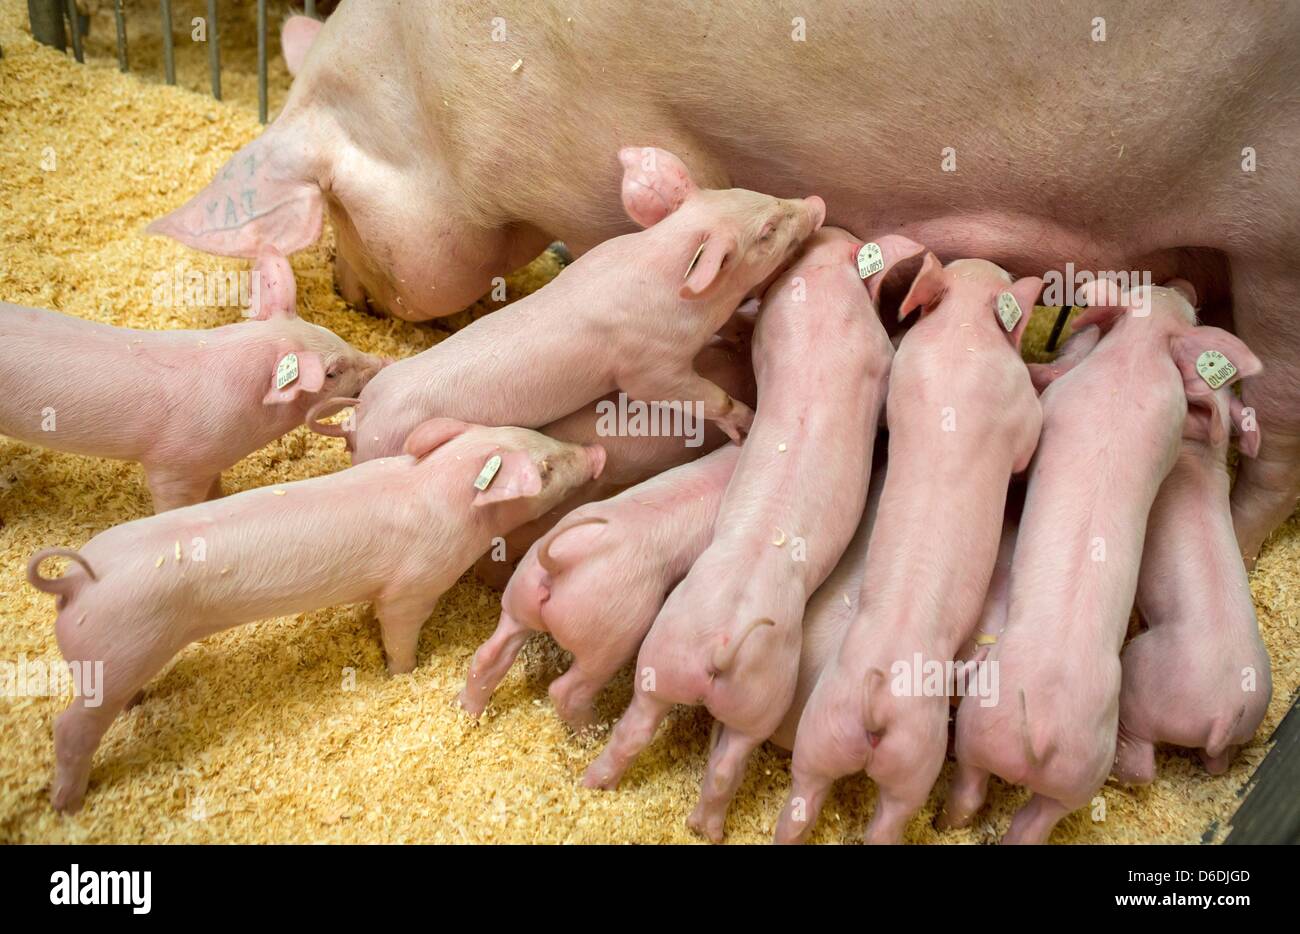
[473,454,502,491]
[275,353,299,390]
[1196,350,1237,390]
[856,242,885,279]
[995,292,1023,332]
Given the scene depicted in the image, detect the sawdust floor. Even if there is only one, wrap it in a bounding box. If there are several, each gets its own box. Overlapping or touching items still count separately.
[1,1,1296,843]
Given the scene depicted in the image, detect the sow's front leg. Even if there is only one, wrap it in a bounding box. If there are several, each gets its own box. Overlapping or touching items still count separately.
[1229,261,1300,566]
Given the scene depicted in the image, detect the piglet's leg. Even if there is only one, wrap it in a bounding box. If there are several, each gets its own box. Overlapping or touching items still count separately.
[1112,724,1157,785]
[774,762,835,844]
[1002,793,1071,844]
[620,369,753,445]
[687,724,762,843]
[582,690,672,790]
[51,697,125,812]
[458,611,533,717]
[144,466,222,513]
[935,760,991,831]
[374,594,437,676]
[548,659,613,731]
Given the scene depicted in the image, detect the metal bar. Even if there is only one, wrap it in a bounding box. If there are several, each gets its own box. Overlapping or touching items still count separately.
[64,0,83,63]
[160,0,175,85]
[206,0,221,100]
[113,0,127,72]
[257,0,268,123]
[1045,306,1072,353]
[27,1,66,51]
[306,0,317,18]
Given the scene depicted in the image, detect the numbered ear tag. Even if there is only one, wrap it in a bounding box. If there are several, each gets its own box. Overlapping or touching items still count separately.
[995,291,1023,332]
[856,242,885,280]
[1196,350,1237,390]
[275,353,300,390]
[473,454,502,491]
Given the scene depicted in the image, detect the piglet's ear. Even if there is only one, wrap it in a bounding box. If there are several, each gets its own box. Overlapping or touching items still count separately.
[1172,327,1264,396]
[1069,277,1131,333]
[897,252,946,321]
[1230,394,1261,458]
[619,147,699,228]
[1026,324,1101,394]
[680,232,737,299]
[1172,327,1263,450]
[473,451,542,507]
[863,235,927,306]
[404,418,471,459]
[1004,275,1043,350]
[262,350,324,404]
[281,15,323,78]
[251,246,297,320]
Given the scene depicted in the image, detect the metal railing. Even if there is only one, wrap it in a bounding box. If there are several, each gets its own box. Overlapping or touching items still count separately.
[26,0,319,123]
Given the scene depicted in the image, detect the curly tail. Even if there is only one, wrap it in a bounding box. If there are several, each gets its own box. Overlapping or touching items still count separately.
[537,517,608,576]
[711,617,776,673]
[305,397,360,437]
[27,548,97,608]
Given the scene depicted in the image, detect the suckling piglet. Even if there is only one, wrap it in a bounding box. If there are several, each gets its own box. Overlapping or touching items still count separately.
[332,147,824,462]
[776,255,1044,845]
[28,419,605,811]
[1114,344,1271,781]
[0,249,385,512]
[460,443,742,729]
[583,228,923,842]
[942,279,1262,843]
[467,330,756,589]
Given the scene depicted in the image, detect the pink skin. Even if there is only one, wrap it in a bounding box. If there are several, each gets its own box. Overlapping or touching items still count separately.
[322,148,822,460]
[471,330,757,589]
[0,249,384,512]
[942,281,1263,844]
[460,443,741,729]
[582,228,914,842]
[774,257,1043,845]
[148,1,1300,563]
[280,15,323,78]
[1114,387,1271,782]
[27,419,606,812]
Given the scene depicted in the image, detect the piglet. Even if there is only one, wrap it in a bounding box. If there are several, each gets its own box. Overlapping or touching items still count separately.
[776,255,1043,845]
[0,249,384,512]
[583,229,922,842]
[28,419,605,811]
[327,147,823,462]
[460,443,742,729]
[467,327,756,589]
[942,280,1262,843]
[1114,359,1271,781]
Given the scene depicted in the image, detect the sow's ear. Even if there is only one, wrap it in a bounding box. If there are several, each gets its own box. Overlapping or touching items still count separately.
[263,350,325,404]
[619,146,699,228]
[281,15,323,78]
[147,128,323,258]
[250,247,297,320]
[473,451,543,507]
[404,418,472,459]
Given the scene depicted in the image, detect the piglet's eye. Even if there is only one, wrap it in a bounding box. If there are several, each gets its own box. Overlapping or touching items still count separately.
[759,223,776,241]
